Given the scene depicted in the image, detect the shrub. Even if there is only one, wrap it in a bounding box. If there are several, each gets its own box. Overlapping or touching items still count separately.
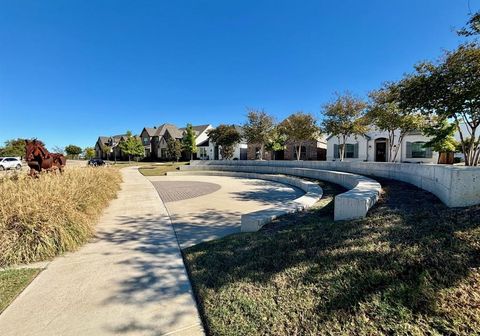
[0,167,121,266]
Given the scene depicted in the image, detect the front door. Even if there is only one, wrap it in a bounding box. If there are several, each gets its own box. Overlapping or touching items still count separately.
[375,142,387,162]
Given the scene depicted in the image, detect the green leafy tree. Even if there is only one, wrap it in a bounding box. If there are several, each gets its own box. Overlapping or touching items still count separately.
[278,112,320,160]
[322,93,369,161]
[65,144,82,159]
[397,44,480,166]
[243,109,275,160]
[423,119,458,163]
[119,131,145,162]
[265,126,287,160]
[166,138,182,163]
[84,147,95,160]
[458,11,480,36]
[100,143,111,160]
[207,125,242,160]
[368,84,427,162]
[0,138,26,158]
[182,124,197,160]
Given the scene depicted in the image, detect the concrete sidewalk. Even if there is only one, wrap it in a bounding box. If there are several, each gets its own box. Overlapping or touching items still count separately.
[0,167,204,336]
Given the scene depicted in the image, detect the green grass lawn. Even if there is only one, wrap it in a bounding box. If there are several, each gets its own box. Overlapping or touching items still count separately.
[138,162,189,176]
[184,179,480,335]
[0,268,40,313]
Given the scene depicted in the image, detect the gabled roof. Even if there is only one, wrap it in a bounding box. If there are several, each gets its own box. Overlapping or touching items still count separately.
[164,125,184,139]
[178,124,212,136]
[143,127,157,137]
[197,138,210,147]
[151,124,180,137]
[97,136,109,144]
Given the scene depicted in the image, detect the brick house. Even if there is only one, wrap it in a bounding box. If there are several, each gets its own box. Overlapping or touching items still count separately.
[139,123,213,161]
[247,138,327,161]
[94,134,131,161]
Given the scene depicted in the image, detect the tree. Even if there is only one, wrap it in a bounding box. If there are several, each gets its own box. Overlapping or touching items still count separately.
[166,138,182,163]
[100,143,111,160]
[182,124,197,160]
[278,112,320,160]
[322,93,369,161]
[458,11,480,36]
[119,131,144,162]
[207,125,242,160]
[265,126,287,160]
[397,44,480,166]
[367,84,427,162]
[84,147,95,160]
[423,119,458,163]
[242,109,275,160]
[65,144,82,159]
[0,138,26,158]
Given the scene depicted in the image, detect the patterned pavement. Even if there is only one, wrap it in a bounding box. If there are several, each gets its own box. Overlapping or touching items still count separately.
[151,181,221,203]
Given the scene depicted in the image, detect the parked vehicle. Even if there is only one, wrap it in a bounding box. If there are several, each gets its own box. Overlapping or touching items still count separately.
[0,157,22,171]
[88,158,106,167]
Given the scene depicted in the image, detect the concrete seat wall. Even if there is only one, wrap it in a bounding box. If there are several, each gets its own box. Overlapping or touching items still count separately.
[189,160,480,208]
[180,163,382,221]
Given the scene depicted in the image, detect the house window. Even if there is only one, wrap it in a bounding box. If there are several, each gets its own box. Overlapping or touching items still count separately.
[411,142,426,158]
[345,144,355,158]
[199,147,208,160]
[143,137,148,145]
[406,141,433,159]
[334,143,358,159]
[161,148,167,158]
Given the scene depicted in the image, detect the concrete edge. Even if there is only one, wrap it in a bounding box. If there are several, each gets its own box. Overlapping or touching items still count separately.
[166,170,323,232]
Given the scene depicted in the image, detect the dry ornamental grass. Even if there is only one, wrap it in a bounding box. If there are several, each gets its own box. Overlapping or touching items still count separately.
[0,167,121,266]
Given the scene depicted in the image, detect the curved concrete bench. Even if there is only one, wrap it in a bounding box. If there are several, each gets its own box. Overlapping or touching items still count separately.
[166,170,322,232]
[190,160,480,207]
[178,164,382,221]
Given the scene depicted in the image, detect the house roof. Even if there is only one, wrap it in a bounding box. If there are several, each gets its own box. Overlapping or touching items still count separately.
[197,138,210,147]
[164,125,184,139]
[143,127,157,137]
[178,124,212,136]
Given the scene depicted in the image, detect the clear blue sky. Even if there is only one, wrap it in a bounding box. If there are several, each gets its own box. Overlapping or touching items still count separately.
[0,0,476,150]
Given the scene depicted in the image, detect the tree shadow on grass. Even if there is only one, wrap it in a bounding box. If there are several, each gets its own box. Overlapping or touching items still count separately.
[184,178,480,334]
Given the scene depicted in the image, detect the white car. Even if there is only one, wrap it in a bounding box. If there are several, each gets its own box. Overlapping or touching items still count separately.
[0,157,23,171]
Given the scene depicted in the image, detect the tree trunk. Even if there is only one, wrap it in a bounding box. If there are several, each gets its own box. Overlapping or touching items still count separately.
[340,136,346,161]
[388,130,396,162]
[296,144,301,161]
[392,133,404,163]
[454,116,470,166]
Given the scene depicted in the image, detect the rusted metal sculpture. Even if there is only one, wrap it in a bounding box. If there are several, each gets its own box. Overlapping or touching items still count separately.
[25,139,67,177]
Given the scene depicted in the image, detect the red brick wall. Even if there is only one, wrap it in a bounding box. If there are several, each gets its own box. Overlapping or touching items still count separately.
[247,141,321,160]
